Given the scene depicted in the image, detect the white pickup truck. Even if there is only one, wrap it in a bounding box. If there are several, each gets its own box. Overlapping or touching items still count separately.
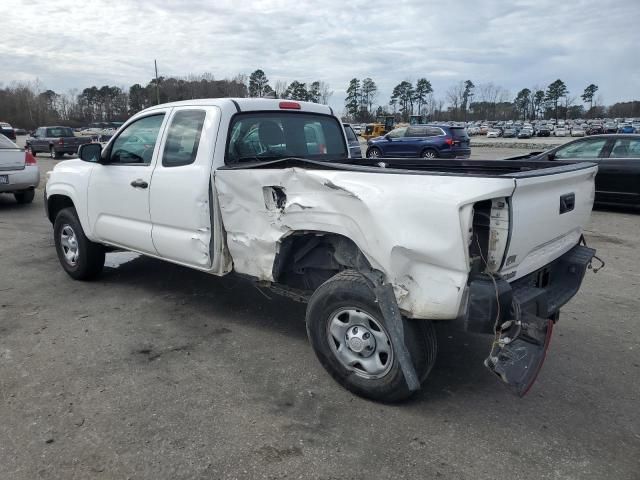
[45,98,598,401]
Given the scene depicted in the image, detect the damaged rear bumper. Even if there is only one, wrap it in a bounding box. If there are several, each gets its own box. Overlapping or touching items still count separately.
[463,244,596,395]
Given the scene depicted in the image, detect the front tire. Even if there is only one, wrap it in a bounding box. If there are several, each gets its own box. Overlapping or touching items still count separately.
[14,189,35,204]
[306,270,437,402]
[54,207,105,280]
[366,147,382,159]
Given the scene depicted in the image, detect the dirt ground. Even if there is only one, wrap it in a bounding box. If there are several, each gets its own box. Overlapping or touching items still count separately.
[0,149,638,479]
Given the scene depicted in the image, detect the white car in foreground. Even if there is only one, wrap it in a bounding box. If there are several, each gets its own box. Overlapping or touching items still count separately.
[0,134,40,203]
[45,98,598,401]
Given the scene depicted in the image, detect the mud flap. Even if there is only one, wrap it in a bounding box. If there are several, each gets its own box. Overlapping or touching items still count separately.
[484,313,554,397]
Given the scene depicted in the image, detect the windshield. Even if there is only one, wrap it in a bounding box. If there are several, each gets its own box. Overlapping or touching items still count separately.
[226,112,347,163]
[0,134,18,149]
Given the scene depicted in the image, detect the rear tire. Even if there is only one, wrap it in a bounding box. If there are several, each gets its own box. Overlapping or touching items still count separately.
[54,207,105,280]
[50,147,63,159]
[422,148,438,159]
[306,270,437,402]
[14,190,35,204]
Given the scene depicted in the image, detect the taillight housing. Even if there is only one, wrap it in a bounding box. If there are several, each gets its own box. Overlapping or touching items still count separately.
[25,150,37,165]
[445,137,454,146]
[279,101,301,110]
[469,198,510,273]
[58,137,64,145]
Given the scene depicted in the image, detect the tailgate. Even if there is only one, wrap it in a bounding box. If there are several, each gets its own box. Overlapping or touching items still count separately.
[0,149,25,171]
[500,164,597,281]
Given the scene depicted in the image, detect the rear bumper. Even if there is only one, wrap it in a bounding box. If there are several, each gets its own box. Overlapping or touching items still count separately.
[465,244,595,395]
[464,244,595,334]
[53,145,83,154]
[0,166,40,193]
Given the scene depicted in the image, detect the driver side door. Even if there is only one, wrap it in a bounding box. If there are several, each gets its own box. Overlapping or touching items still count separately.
[87,112,169,254]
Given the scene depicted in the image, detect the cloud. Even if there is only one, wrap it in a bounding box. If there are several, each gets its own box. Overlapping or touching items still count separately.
[2,0,639,112]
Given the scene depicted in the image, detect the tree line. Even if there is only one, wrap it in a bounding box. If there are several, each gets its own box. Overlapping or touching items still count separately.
[344,77,639,123]
[0,70,333,129]
[1,69,639,129]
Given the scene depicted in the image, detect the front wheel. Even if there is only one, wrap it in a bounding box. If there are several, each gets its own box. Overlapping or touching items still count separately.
[366,147,382,159]
[306,270,437,402]
[54,207,105,280]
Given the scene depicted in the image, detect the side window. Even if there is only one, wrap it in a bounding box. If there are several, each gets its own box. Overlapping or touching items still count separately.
[426,127,444,137]
[554,139,607,160]
[406,126,427,137]
[344,125,357,142]
[387,127,407,138]
[162,110,206,167]
[608,138,640,158]
[109,114,165,165]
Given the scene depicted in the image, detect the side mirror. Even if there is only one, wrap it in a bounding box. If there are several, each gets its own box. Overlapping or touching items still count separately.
[78,143,102,163]
[384,134,392,140]
[547,152,556,161]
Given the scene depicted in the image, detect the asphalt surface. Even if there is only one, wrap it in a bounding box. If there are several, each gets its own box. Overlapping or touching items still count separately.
[1,149,639,479]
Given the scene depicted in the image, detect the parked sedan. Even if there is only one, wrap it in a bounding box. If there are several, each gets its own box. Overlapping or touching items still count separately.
[486,128,501,138]
[366,124,471,159]
[536,126,551,137]
[0,134,40,204]
[571,127,586,137]
[510,134,640,208]
[0,122,16,141]
[554,127,568,137]
[587,124,605,135]
[502,127,518,138]
[617,123,636,134]
[517,128,533,139]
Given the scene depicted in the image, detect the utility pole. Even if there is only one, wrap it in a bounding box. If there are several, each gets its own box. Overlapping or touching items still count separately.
[154,60,160,105]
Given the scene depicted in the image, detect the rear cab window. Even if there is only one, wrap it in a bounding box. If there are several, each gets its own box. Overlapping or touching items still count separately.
[46,127,74,137]
[226,112,347,164]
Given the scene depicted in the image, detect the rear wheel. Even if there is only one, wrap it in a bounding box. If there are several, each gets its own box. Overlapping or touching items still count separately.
[50,147,63,159]
[14,190,35,204]
[422,148,438,159]
[366,147,382,159]
[306,270,437,402]
[54,207,105,280]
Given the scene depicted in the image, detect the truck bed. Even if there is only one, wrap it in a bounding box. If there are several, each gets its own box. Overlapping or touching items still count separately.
[220,157,596,178]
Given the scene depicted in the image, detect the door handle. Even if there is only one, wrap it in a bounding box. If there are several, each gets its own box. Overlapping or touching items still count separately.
[559,193,575,214]
[130,179,148,189]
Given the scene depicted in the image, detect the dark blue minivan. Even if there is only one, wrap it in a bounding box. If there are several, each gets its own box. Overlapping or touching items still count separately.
[365,124,471,159]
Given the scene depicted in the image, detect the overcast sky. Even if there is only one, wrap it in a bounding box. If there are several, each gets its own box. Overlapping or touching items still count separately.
[3,0,639,111]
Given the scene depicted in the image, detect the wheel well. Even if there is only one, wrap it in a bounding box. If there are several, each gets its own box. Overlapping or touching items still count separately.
[272,232,372,292]
[47,194,75,223]
[421,146,437,155]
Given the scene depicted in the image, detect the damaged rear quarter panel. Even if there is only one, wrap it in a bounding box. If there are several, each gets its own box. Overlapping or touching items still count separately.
[214,167,515,319]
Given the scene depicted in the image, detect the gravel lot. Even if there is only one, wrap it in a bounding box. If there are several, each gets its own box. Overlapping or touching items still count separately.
[1,145,639,480]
